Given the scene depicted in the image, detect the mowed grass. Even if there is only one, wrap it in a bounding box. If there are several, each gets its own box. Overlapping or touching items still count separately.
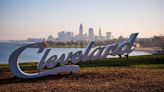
[79,55,164,69]
[0,55,164,72]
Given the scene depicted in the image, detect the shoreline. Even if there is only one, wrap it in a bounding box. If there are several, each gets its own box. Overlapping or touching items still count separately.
[135,47,163,54]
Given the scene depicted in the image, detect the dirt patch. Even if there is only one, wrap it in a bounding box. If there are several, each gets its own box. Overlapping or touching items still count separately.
[0,67,164,92]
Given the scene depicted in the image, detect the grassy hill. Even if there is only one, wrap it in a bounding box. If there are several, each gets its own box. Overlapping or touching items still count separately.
[0,55,164,92]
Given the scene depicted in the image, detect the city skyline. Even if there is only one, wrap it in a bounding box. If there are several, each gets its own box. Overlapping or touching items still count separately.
[44,24,112,42]
[18,23,113,42]
[0,0,164,40]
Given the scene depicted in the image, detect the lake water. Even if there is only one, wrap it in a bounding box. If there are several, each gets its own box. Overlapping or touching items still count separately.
[0,42,151,64]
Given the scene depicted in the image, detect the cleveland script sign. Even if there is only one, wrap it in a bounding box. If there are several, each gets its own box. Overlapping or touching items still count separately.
[9,33,138,79]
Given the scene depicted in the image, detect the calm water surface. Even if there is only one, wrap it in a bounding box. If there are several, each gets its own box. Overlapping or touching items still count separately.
[0,42,151,64]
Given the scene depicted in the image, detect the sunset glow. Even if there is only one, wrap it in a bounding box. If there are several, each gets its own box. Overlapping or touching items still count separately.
[0,0,164,40]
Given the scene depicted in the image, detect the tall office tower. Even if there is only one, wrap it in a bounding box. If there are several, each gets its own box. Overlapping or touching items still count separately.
[77,24,83,41]
[79,24,83,36]
[88,28,94,41]
[79,24,83,41]
[106,32,112,40]
[99,28,102,37]
[99,28,102,41]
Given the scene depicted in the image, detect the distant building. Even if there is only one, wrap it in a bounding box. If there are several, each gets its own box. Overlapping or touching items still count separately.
[55,24,112,42]
[79,24,83,36]
[58,31,66,42]
[99,28,102,37]
[88,28,94,41]
[58,31,74,42]
[79,24,83,41]
[47,35,54,41]
[83,33,88,41]
[66,31,74,41]
[106,32,112,40]
[99,28,103,41]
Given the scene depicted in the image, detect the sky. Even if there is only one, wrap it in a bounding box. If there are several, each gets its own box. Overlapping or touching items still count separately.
[0,0,164,40]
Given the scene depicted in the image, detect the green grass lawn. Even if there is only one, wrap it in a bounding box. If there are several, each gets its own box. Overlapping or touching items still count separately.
[0,55,164,73]
[79,55,164,69]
